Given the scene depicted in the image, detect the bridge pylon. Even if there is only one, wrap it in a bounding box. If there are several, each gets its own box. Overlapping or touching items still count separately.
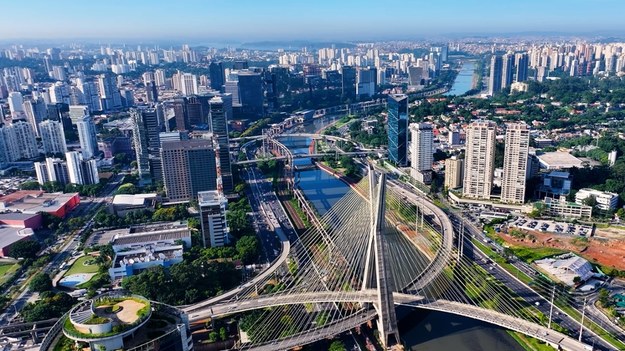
[362,167,400,349]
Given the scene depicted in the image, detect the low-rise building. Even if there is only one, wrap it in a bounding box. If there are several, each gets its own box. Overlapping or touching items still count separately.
[543,197,592,219]
[110,193,159,216]
[107,221,191,280]
[537,151,586,170]
[0,191,80,218]
[535,253,594,287]
[536,171,572,199]
[575,188,619,211]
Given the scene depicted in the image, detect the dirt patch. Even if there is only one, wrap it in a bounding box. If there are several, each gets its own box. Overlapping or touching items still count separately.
[500,228,625,271]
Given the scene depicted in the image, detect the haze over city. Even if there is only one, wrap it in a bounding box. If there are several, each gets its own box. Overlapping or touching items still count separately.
[1,0,625,42]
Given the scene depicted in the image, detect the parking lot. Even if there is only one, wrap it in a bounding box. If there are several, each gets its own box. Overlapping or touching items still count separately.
[509,218,593,236]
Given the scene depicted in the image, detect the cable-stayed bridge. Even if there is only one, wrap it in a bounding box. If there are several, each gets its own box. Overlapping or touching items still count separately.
[184,168,597,351]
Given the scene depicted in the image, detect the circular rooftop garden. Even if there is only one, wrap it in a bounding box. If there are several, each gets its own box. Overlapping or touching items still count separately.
[63,294,152,340]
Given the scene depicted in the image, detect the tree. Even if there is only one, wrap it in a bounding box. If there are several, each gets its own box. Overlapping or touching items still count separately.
[20,181,40,190]
[219,326,228,341]
[598,288,611,308]
[236,236,260,264]
[582,195,597,207]
[116,183,138,195]
[29,273,52,292]
[8,240,41,259]
[328,340,347,351]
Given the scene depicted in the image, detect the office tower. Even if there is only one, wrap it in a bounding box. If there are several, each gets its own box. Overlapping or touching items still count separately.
[501,53,514,89]
[501,123,530,204]
[209,62,225,91]
[409,123,434,184]
[69,105,89,124]
[463,120,496,200]
[8,92,24,117]
[97,73,122,110]
[444,156,464,190]
[180,73,199,96]
[186,95,212,126]
[65,151,99,185]
[172,98,189,131]
[198,190,229,248]
[39,120,67,154]
[515,53,529,82]
[22,98,47,137]
[131,108,157,179]
[488,55,503,96]
[161,139,219,202]
[237,71,264,117]
[356,67,377,98]
[209,95,233,193]
[387,94,409,166]
[233,60,249,70]
[408,66,426,86]
[76,115,98,159]
[341,66,357,99]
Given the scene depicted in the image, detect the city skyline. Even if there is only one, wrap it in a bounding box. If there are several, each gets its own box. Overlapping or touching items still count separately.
[1,0,625,43]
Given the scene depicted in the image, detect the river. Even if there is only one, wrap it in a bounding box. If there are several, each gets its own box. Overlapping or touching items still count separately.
[445,61,476,96]
[277,122,524,350]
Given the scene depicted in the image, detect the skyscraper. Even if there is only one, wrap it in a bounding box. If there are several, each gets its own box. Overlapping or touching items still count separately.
[131,107,162,180]
[39,120,67,154]
[172,98,189,131]
[161,139,219,202]
[488,55,503,96]
[387,94,409,166]
[76,115,98,159]
[237,71,264,117]
[341,66,357,99]
[97,74,122,110]
[444,156,464,190]
[463,120,496,200]
[209,62,225,91]
[209,95,233,193]
[198,190,229,248]
[501,123,530,204]
[409,123,433,184]
[501,53,514,89]
[180,73,199,96]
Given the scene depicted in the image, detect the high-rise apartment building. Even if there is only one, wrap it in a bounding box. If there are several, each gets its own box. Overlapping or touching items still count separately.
[34,157,70,185]
[209,95,233,193]
[22,99,47,137]
[488,55,503,96]
[198,190,229,248]
[65,151,99,185]
[8,92,24,117]
[161,139,219,202]
[387,94,409,166]
[69,105,90,124]
[444,156,464,190]
[501,53,514,89]
[409,122,433,184]
[463,121,496,200]
[97,74,122,110]
[501,123,530,204]
[39,120,67,154]
[515,53,529,82]
[7,121,38,160]
[76,115,98,159]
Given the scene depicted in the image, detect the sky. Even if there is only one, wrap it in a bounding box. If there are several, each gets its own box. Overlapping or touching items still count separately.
[1,0,624,42]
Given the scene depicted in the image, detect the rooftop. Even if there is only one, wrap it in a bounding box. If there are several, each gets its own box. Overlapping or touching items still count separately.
[112,193,158,206]
[537,152,585,169]
[0,226,34,250]
[0,191,79,215]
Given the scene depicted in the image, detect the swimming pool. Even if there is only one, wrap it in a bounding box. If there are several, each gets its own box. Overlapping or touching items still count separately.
[58,273,94,288]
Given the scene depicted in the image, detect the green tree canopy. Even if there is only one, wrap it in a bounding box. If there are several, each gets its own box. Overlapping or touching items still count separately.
[8,240,41,259]
[29,273,52,292]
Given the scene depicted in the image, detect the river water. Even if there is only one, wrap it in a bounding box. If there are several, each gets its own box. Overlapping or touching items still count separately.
[445,61,475,96]
[278,121,524,350]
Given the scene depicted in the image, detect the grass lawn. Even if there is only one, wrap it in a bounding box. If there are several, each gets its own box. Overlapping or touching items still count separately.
[510,246,566,263]
[507,331,554,351]
[64,256,99,276]
[0,263,19,284]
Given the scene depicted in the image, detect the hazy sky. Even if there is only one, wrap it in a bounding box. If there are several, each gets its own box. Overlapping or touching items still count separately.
[2,0,624,42]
